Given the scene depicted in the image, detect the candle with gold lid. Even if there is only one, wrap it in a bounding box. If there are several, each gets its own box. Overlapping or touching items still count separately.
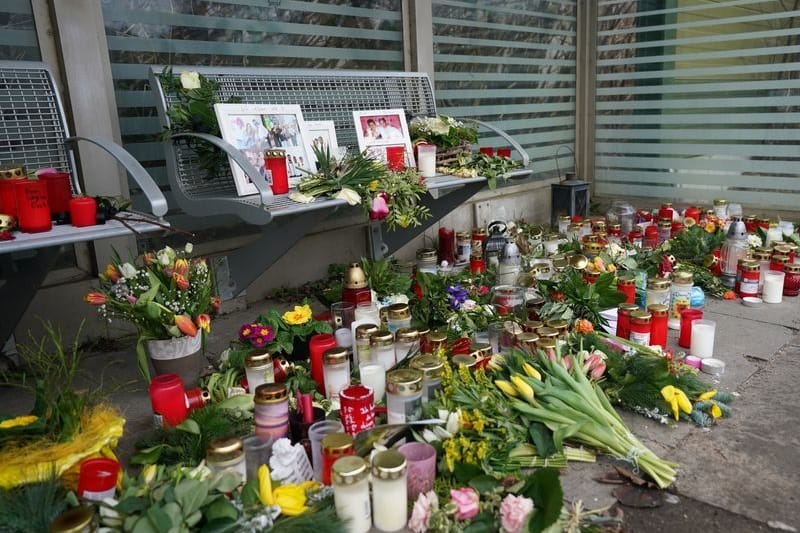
[386,369,423,424]
[50,507,95,533]
[371,450,408,531]
[332,455,371,533]
[410,354,443,402]
[206,436,246,480]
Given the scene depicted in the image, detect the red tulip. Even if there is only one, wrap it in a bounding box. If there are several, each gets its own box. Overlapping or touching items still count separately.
[103,264,120,283]
[175,314,198,337]
[174,258,189,276]
[196,314,211,333]
[211,296,221,313]
[143,252,156,266]
[174,273,190,291]
[83,292,107,305]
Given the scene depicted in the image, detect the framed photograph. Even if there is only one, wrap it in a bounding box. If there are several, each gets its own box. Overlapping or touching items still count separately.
[352,109,416,169]
[214,103,315,196]
[305,120,341,161]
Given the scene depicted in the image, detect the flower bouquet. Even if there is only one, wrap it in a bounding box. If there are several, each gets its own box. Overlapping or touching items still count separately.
[84,243,218,381]
[409,115,478,166]
[236,301,332,358]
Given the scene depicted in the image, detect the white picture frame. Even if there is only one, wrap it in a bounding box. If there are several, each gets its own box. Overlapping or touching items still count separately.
[352,109,416,169]
[304,120,342,162]
[214,103,315,196]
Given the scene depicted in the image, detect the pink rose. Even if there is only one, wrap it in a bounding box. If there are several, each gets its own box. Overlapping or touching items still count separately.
[450,487,479,520]
[500,494,534,533]
[408,491,438,533]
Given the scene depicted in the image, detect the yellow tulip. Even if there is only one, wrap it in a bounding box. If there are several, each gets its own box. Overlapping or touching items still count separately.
[660,385,693,421]
[258,465,273,506]
[710,403,722,419]
[510,374,535,403]
[273,481,318,516]
[522,362,542,381]
[494,380,518,398]
[698,389,717,402]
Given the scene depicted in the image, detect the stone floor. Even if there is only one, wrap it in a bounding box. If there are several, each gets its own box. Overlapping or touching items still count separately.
[2,296,799,532]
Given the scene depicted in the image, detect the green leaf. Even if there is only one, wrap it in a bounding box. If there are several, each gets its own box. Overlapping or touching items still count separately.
[452,461,484,484]
[201,518,240,533]
[131,445,166,465]
[464,512,497,533]
[468,475,499,495]
[185,510,203,527]
[131,515,159,533]
[161,502,183,527]
[115,496,150,515]
[529,422,558,458]
[204,497,239,523]
[522,468,564,533]
[176,418,201,435]
[174,479,209,517]
[552,420,586,450]
[240,479,262,510]
[145,505,174,533]
[212,471,243,493]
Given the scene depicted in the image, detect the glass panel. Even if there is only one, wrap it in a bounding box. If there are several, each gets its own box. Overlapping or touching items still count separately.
[432,0,577,176]
[596,0,800,209]
[0,0,41,61]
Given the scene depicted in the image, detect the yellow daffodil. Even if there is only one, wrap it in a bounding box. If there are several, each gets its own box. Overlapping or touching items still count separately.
[510,374,535,403]
[258,465,273,506]
[273,481,318,516]
[494,380,517,397]
[698,389,718,402]
[282,305,312,325]
[661,385,693,421]
[522,362,542,381]
[710,403,723,419]
[0,415,38,429]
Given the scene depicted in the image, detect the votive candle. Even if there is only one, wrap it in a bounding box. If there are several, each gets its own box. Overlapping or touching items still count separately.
[689,319,716,359]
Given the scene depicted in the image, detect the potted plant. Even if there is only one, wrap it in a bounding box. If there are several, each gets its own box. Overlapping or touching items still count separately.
[84,243,218,384]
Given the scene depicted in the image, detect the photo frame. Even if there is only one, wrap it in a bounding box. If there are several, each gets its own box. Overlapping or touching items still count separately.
[304,120,342,164]
[214,103,315,196]
[352,109,416,169]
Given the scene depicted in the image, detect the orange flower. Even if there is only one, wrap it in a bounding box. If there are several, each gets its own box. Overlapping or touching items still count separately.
[174,273,190,290]
[143,252,156,266]
[574,319,594,334]
[196,313,211,333]
[175,314,198,337]
[83,292,107,305]
[723,290,736,300]
[103,264,120,283]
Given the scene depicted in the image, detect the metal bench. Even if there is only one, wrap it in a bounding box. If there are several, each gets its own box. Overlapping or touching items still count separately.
[0,61,169,347]
[149,66,530,295]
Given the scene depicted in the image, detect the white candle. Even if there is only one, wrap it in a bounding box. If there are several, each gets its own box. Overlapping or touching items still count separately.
[371,451,407,532]
[416,144,436,178]
[690,319,716,359]
[332,457,371,533]
[354,302,380,324]
[335,328,353,349]
[763,271,785,303]
[359,363,386,404]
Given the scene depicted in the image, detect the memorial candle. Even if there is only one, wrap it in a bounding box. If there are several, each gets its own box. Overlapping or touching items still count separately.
[15,179,51,233]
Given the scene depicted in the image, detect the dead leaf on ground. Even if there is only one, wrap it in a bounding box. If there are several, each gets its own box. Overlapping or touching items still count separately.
[612,485,665,508]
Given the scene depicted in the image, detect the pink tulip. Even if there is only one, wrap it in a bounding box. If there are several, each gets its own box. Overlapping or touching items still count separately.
[583,351,607,380]
[369,193,390,221]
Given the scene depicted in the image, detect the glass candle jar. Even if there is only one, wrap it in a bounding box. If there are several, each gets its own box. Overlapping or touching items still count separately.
[206,436,247,481]
[647,304,668,348]
[557,214,571,234]
[523,320,544,332]
[669,271,693,329]
[545,319,569,338]
[371,450,408,532]
[416,248,438,275]
[713,198,728,220]
[245,349,274,393]
[567,222,583,242]
[535,326,559,341]
[583,241,603,261]
[386,303,412,334]
[321,433,355,486]
[354,323,379,365]
[50,507,96,533]
[323,347,350,405]
[657,219,672,244]
[739,260,760,298]
[469,342,492,360]
[254,383,289,442]
[332,456,371,533]
[386,369,423,425]
[617,274,636,304]
[543,233,562,255]
[658,203,673,221]
[394,327,420,362]
[423,331,448,355]
[515,332,539,353]
[643,225,658,249]
[410,354,443,403]
[310,333,338,396]
[753,250,771,293]
[370,330,396,370]
[629,310,652,346]
[628,229,643,248]
[492,285,525,317]
[646,278,671,308]
[770,254,789,272]
[766,223,783,247]
[535,337,557,352]
[783,263,800,296]
[456,231,471,264]
[525,296,545,321]
[616,303,639,340]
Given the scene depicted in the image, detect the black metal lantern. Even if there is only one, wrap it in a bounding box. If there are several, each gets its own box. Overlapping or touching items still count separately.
[551,172,589,226]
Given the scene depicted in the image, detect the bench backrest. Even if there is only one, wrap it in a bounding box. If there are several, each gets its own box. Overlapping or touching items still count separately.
[150,67,437,199]
[0,61,77,190]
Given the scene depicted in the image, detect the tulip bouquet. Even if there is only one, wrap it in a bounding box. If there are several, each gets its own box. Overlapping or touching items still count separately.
[84,243,218,379]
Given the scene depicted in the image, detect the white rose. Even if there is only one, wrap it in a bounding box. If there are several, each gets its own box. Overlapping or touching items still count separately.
[461,299,477,312]
[333,186,362,206]
[184,242,194,254]
[120,262,137,279]
[179,71,201,90]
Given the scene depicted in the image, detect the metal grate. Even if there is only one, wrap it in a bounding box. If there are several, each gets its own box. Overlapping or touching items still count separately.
[153,67,436,203]
[0,63,73,185]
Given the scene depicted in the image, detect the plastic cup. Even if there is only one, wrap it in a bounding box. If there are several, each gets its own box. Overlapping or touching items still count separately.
[398,441,437,502]
[243,434,273,482]
[308,419,343,482]
[330,301,355,330]
[77,458,120,501]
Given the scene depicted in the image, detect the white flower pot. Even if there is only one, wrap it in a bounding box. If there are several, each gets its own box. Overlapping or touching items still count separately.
[145,334,204,387]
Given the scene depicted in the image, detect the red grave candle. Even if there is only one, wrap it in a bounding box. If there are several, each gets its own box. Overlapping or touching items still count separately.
[70,196,97,227]
[479,147,494,156]
[385,146,406,171]
[339,384,375,435]
[647,304,668,348]
[15,179,51,233]
[437,227,456,265]
[309,333,337,395]
[149,373,188,427]
[617,276,636,304]
[678,309,703,349]
[38,172,72,216]
[0,177,25,216]
[684,206,701,224]
[616,304,637,340]
[265,149,289,194]
[497,147,511,158]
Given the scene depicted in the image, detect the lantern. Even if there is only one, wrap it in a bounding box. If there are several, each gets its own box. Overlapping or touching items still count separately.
[551,172,589,226]
[719,217,749,288]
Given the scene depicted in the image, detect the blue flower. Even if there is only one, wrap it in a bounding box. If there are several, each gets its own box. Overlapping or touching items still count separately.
[447,284,469,310]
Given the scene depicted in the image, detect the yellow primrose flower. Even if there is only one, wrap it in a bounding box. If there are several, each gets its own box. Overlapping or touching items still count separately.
[0,415,38,429]
[369,179,379,191]
[698,389,718,402]
[494,380,518,397]
[258,464,273,506]
[661,385,693,421]
[282,304,312,325]
[273,480,318,516]
[522,362,542,381]
[510,374,535,403]
[710,403,723,419]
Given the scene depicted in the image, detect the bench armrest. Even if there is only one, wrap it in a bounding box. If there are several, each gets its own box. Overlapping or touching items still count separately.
[170,132,274,211]
[461,118,530,168]
[64,136,169,219]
